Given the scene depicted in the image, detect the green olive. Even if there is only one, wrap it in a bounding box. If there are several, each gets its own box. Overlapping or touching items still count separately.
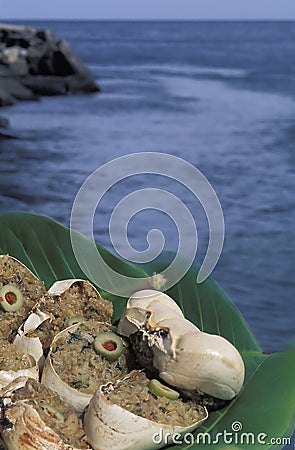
[40,403,65,423]
[66,315,86,327]
[93,332,123,361]
[149,379,180,400]
[0,284,24,312]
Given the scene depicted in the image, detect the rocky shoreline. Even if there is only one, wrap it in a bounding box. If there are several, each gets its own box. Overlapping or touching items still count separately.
[0,23,100,138]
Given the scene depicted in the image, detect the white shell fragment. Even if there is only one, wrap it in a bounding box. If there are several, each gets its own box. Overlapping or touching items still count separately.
[84,378,208,450]
[48,279,91,296]
[0,355,39,391]
[118,290,245,400]
[118,289,185,337]
[0,377,86,450]
[41,324,92,414]
[13,308,50,368]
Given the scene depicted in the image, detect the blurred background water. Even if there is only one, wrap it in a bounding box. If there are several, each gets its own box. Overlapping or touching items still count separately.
[0,21,294,352]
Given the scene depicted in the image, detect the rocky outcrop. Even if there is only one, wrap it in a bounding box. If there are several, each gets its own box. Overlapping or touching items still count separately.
[0,23,100,107]
[0,115,19,139]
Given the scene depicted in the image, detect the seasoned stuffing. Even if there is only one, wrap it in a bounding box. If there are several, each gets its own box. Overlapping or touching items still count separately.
[107,371,206,428]
[50,321,133,394]
[0,339,33,371]
[27,281,113,349]
[0,255,46,340]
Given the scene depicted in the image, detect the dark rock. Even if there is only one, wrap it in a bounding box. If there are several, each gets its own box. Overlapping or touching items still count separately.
[0,77,39,103]
[0,24,36,49]
[36,29,56,50]
[26,45,49,75]
[0,129,18,139]
[0,115,9,128]
[1,47,29,76]
[5,36,30,48]
[0,65,11,77]
[38,54,54,76]
[23,75,68,96]
[0,114,19,139]
[52,48,75,76]
[66,74,100,94]
[0,86,15,106]
[0,22,100,109]
[56,40,94,79]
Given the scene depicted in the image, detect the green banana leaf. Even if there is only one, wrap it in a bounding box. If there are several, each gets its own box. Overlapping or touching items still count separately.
[0,212,294,449]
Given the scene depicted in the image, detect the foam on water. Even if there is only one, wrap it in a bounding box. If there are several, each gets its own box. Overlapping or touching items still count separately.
[89,63,248,79]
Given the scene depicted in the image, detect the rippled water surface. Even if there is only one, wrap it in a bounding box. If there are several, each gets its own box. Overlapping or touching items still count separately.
[0,21,294,351]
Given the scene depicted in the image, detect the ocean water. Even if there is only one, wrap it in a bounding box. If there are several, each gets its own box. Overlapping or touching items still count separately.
[0,21,294,352]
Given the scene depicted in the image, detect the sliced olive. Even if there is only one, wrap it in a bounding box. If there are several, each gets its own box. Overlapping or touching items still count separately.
[149,379,180,400]
[0,284,24,312]
[93,332,123,361]
[66,315,86,327]
[40,403,65,423]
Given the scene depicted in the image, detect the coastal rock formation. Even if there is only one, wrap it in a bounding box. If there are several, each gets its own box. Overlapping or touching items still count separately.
[0,23,100,107]
[0,114,16,139]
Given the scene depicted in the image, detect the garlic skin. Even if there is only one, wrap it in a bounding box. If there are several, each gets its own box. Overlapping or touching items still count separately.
[118,290,245,400]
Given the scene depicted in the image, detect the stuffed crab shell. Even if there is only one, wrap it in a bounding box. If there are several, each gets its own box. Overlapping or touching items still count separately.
[0,339,38,391]
[84,370,208,450]
[0,377,90,449]
[0,255,46,340]
[41,320,133,413]
[118,290,245,403]
[13,279,113,367]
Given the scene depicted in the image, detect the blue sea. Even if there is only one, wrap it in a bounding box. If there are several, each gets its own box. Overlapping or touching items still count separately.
[0,21,294,352]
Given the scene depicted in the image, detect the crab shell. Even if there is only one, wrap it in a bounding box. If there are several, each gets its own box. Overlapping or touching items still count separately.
[41,324,92,414]
[118,290,245,400]
[0,377,85,450]
[0,254,47,339]
[13,278,107,369]
[13,308,50,368]
[47,279,96,296]
[0,254,43,284]
[0,254,49,367]
[0,355,39,391]
[84,377,208,450]
[117,289,186,338]
[0,255,46,304]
